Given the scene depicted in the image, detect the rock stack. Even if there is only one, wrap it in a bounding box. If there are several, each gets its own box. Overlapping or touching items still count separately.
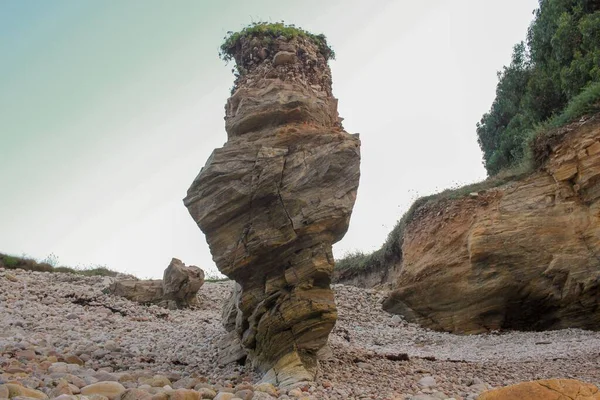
[184,27,361,385]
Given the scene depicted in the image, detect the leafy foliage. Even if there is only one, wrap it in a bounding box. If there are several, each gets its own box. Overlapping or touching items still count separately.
[219,21,335,63]
[531,81,600,165]
[477,0,600,175]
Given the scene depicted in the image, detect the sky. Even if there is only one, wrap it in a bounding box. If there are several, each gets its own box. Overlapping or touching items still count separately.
[0,0,539,278]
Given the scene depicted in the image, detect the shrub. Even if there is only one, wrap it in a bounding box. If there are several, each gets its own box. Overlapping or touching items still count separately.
[219,21,335,63]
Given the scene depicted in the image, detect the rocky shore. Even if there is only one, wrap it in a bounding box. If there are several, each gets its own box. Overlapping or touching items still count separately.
[2,268,600,400]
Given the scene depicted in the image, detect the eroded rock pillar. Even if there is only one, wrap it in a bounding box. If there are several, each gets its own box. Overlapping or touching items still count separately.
[184,29,360,385]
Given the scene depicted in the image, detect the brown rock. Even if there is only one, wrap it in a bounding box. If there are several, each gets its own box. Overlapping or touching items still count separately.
[212,393,235,400]
[477,379,600,399]
[233,390,253,400]
[253,383,278,397]
[88,396,111,400]
[167,389,199,400]
[272,51,296,66]
[108,259,204,309]
[195,388,216,399]
[184,32,360,385]
[108,280,163,304]
[50,381,73,397]
[161,258,204,309]
[116,389,153,400]
[383,117,600,333]
[139,376,171,388]
[4,384,47,400]
[64,355,84,366]
[15,350,36,361]
[0,385,10,399]
[81,382,126,400]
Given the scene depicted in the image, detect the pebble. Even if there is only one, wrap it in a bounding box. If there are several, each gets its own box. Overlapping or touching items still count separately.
[80,382,126,400]
[1,268,600,400]
[418,376,437,388]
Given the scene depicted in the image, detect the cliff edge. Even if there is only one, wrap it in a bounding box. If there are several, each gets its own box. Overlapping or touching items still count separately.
[339,115,600,334]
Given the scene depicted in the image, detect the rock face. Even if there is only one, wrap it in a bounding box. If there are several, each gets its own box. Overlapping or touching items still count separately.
[382,116,600,333]
[184,32,360,384]
[109,258,204,309]
[477,379,600,399]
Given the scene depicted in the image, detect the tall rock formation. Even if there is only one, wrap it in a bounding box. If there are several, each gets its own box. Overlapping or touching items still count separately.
[381,116,600,333]
[184,26,361,385]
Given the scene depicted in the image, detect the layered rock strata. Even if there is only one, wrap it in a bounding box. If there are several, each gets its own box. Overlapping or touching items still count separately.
[109,258,204,309]
[184,33,360,384]
[382,116,600,333]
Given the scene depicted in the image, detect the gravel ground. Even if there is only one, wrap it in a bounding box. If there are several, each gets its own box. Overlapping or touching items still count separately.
[1,268,599,400]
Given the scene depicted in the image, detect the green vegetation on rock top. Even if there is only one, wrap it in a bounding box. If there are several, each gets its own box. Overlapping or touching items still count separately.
[477,0,600,175]
[219,21,335,63]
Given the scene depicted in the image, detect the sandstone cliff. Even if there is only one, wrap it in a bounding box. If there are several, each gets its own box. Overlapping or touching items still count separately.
[184,27,360,385]
[342,116,600,334]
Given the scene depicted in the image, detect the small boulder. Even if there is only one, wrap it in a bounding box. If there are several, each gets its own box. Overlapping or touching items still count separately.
[108,259,204,309]
[161,258,204,309]
[213,393,235,400]
[477,379,600,399]
[4,384,48,400]
[273,51,296,66]
[81,382,126,400]
[195,388,216,399]
[116,389,152,400]
[418,376,437,388]
[0,385,10,399]
[167,389,199,400]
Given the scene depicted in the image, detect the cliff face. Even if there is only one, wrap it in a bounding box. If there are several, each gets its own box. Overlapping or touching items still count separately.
[184,33,360,385]
[377,117,600,334]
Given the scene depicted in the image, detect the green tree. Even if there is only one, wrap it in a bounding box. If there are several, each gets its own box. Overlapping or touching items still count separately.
[477,0,600,175]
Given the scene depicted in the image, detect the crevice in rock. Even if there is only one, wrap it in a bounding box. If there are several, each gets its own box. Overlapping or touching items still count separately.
[64,294,128,317]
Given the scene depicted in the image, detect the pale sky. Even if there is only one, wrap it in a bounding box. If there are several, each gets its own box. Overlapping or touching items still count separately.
[0,0,539,278]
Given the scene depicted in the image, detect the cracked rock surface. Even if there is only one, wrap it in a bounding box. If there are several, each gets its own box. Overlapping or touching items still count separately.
[184,34,360,384]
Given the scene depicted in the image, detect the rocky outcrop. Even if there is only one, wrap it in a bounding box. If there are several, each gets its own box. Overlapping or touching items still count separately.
[382,116,600,333]
[477,379,600,399]
[162,258,205,307]
[109,258,204,309]
[184,30,360,385]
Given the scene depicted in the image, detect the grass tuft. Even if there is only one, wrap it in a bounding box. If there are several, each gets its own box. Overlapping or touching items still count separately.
[336,168,531,272]
[1,253,119,277]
